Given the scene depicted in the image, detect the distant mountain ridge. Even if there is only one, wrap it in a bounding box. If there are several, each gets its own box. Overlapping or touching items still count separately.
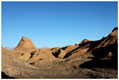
[4,47,14,51]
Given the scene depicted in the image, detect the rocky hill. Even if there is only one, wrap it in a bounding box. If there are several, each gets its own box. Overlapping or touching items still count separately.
[2,27,118,79]
[14,36,36,51]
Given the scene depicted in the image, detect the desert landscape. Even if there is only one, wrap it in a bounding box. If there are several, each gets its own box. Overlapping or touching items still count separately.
[2,27,118,79]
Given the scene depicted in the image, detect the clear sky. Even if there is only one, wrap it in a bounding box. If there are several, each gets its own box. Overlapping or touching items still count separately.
[2,1,118,48]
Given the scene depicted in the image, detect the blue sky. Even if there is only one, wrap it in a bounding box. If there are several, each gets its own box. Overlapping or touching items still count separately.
[2,2,118,48]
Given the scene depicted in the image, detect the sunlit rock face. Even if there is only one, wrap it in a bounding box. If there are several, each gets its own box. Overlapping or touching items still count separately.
[2,27,118,79]
[14,36,36,51]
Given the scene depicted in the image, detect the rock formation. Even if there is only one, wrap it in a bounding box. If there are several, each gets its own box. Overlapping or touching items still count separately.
[14,36,36,51]
[80,39,91,44]
[2,27,118,79]
[28,48,56,64]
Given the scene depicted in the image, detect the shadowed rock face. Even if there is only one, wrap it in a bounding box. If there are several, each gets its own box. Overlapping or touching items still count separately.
[80,28,118,69]
[51,47,61,53]
[28,49,56,63]
[1,72,15,79]
[2,27,118,79]
[2,72,15,79]
[57,49,67,59]
[52,45,79,59]
[14,36,36,51]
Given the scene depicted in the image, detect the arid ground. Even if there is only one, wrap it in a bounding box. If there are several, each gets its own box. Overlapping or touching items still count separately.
[2,27,118,79]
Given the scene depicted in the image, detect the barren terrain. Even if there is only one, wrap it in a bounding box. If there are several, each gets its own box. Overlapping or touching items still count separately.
[2,27,118,79]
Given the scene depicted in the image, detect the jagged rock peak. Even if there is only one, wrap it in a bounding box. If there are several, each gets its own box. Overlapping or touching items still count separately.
[112,27,118,32]
[82,39,90,42]
[109,27,118,36]
[80,39,90,44]
[14,36,36,51]
[22,36,29,41]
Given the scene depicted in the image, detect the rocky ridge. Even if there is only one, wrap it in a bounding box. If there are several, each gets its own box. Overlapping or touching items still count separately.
[2,27,118,79]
